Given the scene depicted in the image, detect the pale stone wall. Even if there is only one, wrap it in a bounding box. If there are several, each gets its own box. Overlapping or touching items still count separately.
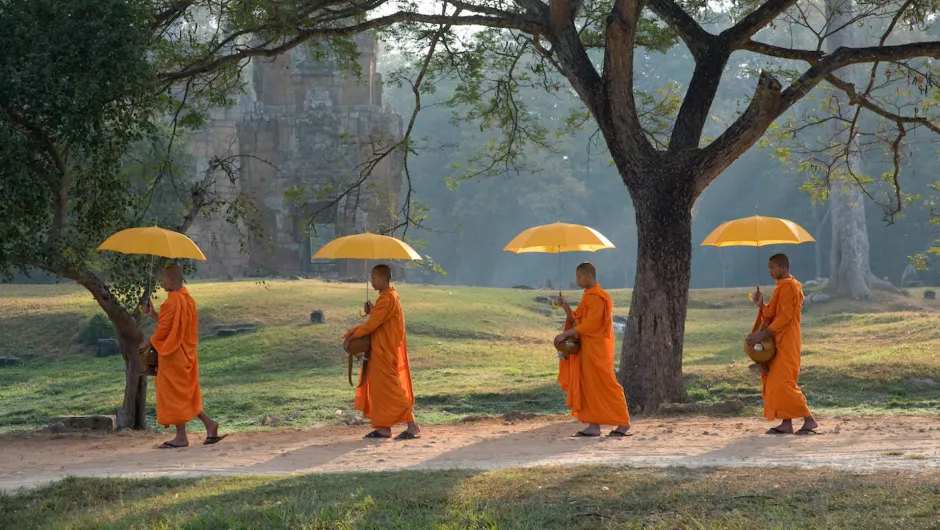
[187,33,404,278]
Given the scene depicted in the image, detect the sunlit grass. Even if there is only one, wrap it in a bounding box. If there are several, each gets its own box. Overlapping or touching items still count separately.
[2,279,940,433]
[3,466,940,528]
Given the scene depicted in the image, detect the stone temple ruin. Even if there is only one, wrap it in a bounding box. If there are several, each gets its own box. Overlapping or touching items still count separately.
[186,33,404,279]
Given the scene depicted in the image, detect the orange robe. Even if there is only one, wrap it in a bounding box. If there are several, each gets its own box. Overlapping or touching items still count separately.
[557,284,631,426]
[344,286,415,428]
[150,287,203,427]
[759,276,812,420]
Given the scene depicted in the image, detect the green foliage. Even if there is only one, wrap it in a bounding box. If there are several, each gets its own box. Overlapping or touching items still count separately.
[0,0,157,282]
[78,313,116,346]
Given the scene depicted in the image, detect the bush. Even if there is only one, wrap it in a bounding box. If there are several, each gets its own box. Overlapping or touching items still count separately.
[78,313,115,345]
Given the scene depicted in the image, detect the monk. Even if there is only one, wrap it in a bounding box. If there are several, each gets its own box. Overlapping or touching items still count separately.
[746,254,818,435]
[554,263,631,437]
[141,264,224,448]
[343,264,420,440]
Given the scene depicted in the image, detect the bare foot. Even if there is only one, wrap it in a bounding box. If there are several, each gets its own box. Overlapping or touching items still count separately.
[766,420,793,435]
[796,417,818,435]
[609,425,631,437]
[206,419,219,439]
[574,423,601,437]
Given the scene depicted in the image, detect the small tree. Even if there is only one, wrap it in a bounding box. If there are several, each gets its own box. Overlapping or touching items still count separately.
[0,0,257,429]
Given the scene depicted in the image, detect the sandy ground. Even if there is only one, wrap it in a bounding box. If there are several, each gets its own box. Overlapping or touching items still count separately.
[3,415,940,492]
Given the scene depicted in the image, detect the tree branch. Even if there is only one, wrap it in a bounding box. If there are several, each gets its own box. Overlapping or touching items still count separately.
[824,73,940,135]
[696,71,783,194]
[722,0,800,46]
[740,40,823,63]
[159,11,545,82]
[782,42,940,108]
[5,106,71,240]
[546,0,602,110]
[645,0,713,60]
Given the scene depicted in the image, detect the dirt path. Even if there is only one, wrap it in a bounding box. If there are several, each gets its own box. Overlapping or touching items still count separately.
[3,415,940,491]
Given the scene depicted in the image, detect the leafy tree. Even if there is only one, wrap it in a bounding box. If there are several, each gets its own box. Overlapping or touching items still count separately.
[0,0,255,429]
[9,0,940,415]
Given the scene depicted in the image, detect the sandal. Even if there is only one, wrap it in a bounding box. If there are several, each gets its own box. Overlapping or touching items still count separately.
[795,428,818,435]
[158,441,188,449]
[363,430,391,439]
[395,431,420,440]
[572,431,600,438]
[203,434,228,445]
[607,430,632,437]
[766,427,791,435]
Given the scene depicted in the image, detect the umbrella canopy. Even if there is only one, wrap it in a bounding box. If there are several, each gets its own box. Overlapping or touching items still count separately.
[701,216,815,248]
[504,222,616,254]
[97,226,207,261]
[312,232,423,261]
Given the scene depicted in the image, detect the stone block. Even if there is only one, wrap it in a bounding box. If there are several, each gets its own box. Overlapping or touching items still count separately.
[48,415,116,432]
[0,356,23,367]
[96,339,120,357]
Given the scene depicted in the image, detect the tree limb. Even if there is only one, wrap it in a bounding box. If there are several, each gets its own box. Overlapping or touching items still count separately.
[159,11,545,82]
[782,42,940,108]
[722,0,800,46]
[645,0,712,60]
[696,71,783,194]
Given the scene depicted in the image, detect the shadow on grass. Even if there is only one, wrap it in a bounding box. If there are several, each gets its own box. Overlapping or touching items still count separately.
[682,362,940,412]
[5,466,940,528]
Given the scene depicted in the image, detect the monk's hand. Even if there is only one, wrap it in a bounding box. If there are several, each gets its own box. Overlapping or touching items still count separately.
[139,338,151,351]
[751,287,764,307]
[343,337,351,353]
[745,331,764,347]
[557,293,570,312]
[363,301,373,315]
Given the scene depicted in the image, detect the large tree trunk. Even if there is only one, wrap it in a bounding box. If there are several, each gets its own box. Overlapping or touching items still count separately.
[825,0,900,299]
[618,183,692,414]
[74,270,149,430]
[828,180,891,298]
[812,204,829,280]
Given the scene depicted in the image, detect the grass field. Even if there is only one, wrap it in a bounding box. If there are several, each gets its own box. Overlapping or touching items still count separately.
[2,278,940,434]
[2,466,939,528]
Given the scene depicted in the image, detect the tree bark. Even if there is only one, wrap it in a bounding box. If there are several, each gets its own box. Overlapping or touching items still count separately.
[812,204,829,280]
[825,0,900,299]
[70,268,149,430]
[618,180,692,414]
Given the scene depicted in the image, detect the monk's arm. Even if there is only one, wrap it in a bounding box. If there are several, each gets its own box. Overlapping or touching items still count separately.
[350,296,394,338]
[766,285,798,335]
[149,296,182,356]
[574,299,607,336]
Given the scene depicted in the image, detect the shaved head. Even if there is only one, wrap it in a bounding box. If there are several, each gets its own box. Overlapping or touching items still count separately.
[576,262,596,278]
[372,264,392,281]
[767,253,790,280]
[769,254,790,269]
[160,263,184,291]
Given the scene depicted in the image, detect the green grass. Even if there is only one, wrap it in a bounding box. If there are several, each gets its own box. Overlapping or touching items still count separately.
[3,466,940,528]
[3,279,940,433]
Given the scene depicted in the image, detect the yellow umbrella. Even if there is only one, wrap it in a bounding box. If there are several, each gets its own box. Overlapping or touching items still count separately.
[313,232,423,315]
[700,215,815,296]
[97,226,207,261]
[504,222,615,308]
[312,232,423,261]
[701,216,815,248]
[504,222,615,254]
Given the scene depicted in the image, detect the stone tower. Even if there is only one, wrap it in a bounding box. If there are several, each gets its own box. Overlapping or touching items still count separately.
[186,33,405,278]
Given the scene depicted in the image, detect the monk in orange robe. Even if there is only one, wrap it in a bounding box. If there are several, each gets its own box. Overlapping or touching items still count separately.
[344,264,420,440]
[746,253,818,435]
[554,263,631,437]
[141,264,223,448]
